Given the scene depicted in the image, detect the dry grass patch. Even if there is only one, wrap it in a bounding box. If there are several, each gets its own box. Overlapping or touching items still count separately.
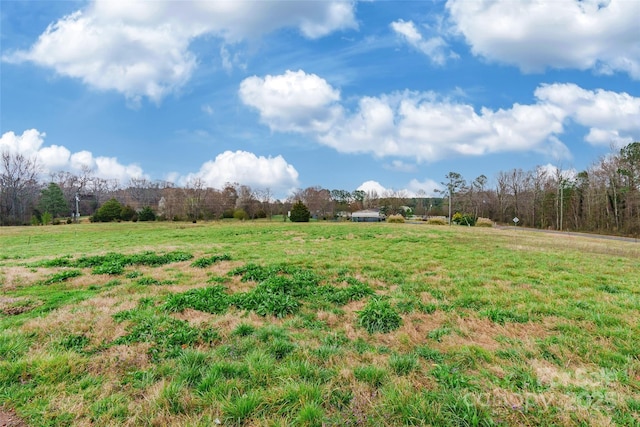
[372,312,448,351]
[87,343,152,377]
[0,267,42,290]
[441,316,550,353]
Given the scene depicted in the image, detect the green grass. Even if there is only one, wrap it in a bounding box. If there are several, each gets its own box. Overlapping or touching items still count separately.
[1,221,639,426]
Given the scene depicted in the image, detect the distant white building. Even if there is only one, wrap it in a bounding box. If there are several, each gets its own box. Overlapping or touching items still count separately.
[351,209,385,222]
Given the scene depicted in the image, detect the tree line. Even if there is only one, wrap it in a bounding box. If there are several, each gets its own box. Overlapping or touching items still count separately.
[1,142,639,236]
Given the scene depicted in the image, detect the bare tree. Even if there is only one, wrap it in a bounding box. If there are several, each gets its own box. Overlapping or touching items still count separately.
[0,152,41,225]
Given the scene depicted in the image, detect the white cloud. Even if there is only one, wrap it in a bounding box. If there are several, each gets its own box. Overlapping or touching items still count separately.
[385,160,417,173]
[0,129,46,154]
[239,70,343,133]
[390,19,454,66]
[3,1,357,102]
[534,83,640,146]
[182,150,299,192]
[240,70,640,163]
[201,104,214,116]
[357,179,440,198]
[447,0,640,79]
[536,164,578,182]
[357,180,388,196]
[407,178,441,197]
[320,91,569,161]
[0,129,146,183]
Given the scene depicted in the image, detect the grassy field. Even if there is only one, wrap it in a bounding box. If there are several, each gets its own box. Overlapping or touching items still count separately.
[1,221,639,426]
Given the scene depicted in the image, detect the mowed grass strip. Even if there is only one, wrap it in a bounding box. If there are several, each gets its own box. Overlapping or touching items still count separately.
[0,221,639,426]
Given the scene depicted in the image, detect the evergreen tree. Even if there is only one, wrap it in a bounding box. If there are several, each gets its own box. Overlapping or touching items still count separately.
[289,200,310,222]
[38,182,69,219]
[138,206,156,221]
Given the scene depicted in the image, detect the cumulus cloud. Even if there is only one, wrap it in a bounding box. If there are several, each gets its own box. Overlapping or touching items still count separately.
[240,70,640,162]
[3,1,357,102]
[446,0,640,79]
[0,129,146,183]
[181,150,299,192]
[390,19,454,66]
[239,70,343,133]
[534,83,640,146]
[357,180,388,196]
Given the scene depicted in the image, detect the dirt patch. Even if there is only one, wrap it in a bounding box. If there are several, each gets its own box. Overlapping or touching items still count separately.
[0,297,41,316]
[0,407,27,427]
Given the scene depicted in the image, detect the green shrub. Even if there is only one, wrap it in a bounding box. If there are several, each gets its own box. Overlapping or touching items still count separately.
[233,209,249,220]
[452,212,476,226]
[475,217,493,227]
[386,214,405,223]
[42,211,53,225]
[427,217,447,225]
[357,298,402,333]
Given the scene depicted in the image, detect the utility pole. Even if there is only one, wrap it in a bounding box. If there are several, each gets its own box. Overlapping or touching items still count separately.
[559,183,563,232]
[75,192,80,223]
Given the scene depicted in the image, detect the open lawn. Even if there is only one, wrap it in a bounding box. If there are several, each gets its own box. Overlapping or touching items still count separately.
[1,221,639,426]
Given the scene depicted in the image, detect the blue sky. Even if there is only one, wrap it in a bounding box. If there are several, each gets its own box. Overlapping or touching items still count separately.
[1,0,639,199]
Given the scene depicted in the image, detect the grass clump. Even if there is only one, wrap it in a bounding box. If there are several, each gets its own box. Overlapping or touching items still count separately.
[427,217,447,225]
[357,298,402,333]
[480,308,529,324]
[389,353,419,376]
[233,286,300,318]
[57,334,91,353]
[428,326,452,342]
[223,391,263,425]
[39,250,194,272]
[92,261,124,275]
[164,285,231,314]
[387,214,405,223]
[431,363,474,390]
[323,277,374,305]
[112,310,218,361]
[475,217,494,227]
[41,269,82,284]
[191,253,232,268]
[353,365,387,388]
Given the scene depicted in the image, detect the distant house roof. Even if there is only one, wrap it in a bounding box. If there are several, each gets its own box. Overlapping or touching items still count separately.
[352,209,384,218]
